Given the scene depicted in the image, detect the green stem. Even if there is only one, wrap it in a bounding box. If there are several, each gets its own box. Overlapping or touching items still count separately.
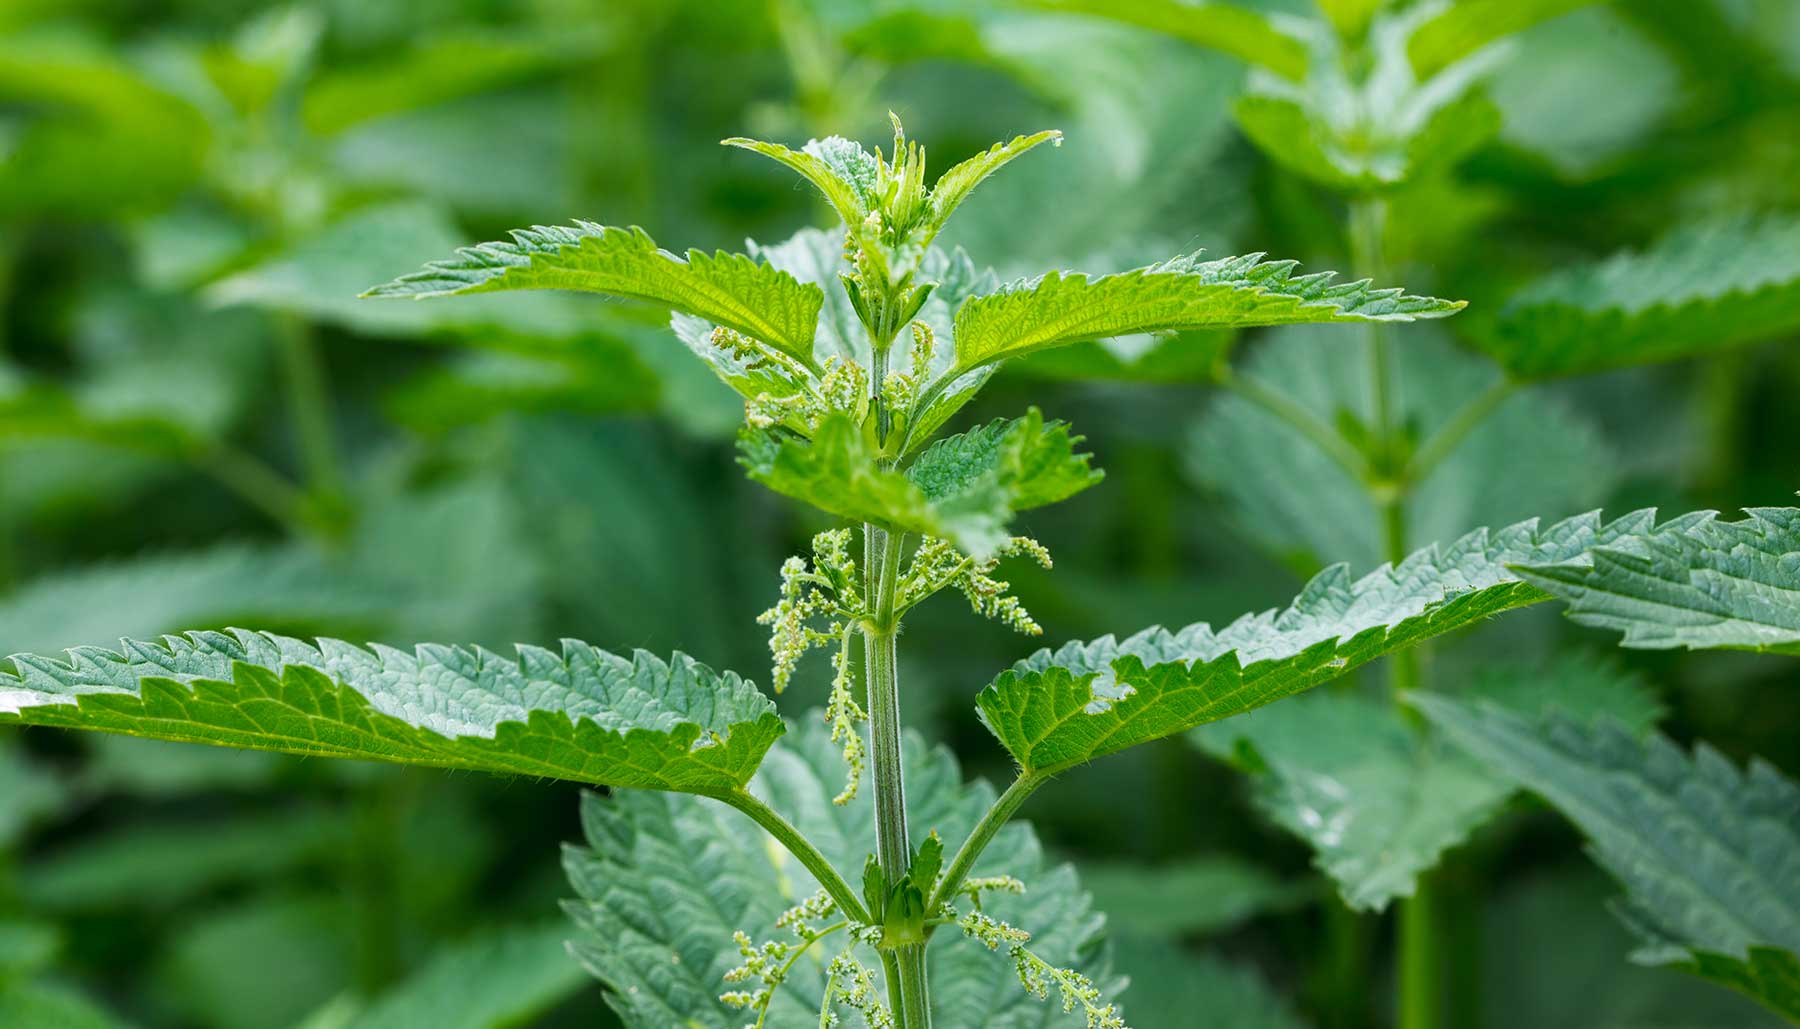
[1398,872,1439,1029]
[275,315,342,504]
[862,521,930,1027]
[1406,378,1515,484]
[880,952,908,1029]
[714,788,870,925]
[1218,366,1371,483]
[928,771,1047,914]
[196,443,314,537]
[1353,193,1441,1029]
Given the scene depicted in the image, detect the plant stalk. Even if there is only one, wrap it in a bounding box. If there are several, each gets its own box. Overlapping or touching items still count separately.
[863,521,931,1027]
[276,315,343,506]
[1353,193,1441,1029]
[715,788,870,924]
[928,771,1046,913]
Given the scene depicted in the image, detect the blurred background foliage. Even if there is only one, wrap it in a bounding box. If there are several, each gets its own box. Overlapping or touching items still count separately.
[0,0,1794,1026]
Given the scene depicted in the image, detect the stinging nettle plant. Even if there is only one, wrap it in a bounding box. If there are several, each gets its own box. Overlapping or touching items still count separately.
[3,119,1797,1027]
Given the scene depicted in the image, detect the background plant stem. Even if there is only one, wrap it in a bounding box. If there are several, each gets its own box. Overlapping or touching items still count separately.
[276,314,343,509]
[1352,194,1441,1029]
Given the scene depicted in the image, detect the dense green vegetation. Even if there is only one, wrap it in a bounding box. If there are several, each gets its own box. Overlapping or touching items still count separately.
[1,1,1797,1027]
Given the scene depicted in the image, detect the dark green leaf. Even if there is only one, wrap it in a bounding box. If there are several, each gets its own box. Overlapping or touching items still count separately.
[1414,698,1800,1021]
[978,507,1752,775]
[0,629,781,793]
[1475,216,1800,377]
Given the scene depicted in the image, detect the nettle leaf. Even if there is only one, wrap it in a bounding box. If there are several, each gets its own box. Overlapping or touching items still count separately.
[976,507,1763,776]
[1415,699,1800,1020]
[1514,506,1800,655]
[1191,329,1617,572]
[1028,0,1311,81]
[1474,215,1800,377]
[738,407,1100,558]
[1408,0,1596,78]
[361,221,824,364]
[1232,11,1507,193]
[721,136,874,228]
[952,251,1463,372]
[564,717,1116,1027]
[0,629,781,794]
[1193,659,1662,911]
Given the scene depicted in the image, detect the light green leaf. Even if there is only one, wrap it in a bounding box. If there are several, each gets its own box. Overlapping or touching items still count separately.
[0,981,132,1029]
[908,407,1105,516]
[1229,9,1508,193]
[952,251,1463,371]
[922,129,1064,237]
[360,221,823,363]
[1078,856,1311,939]
[976,507,1753,776]
[302,31,601,136]
[0,921,57,975]
[1514,506,1800,655]
[343,925,589,1029]
[720,136,877,228]
[1233,87,1501,193]
[673,227,1003,436]
[564,716,1117,1027]
[0,31,208,218]
[1408,0,1597,78]
[1026,0,1311,80]
[0,629,781,793]
[1414,699,1800,1021]
[1193,658,1661,911]
[738,407,1100,558]
[1474,215,1800,377]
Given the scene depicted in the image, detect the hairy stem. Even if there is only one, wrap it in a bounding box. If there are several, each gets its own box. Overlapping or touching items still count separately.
[862,521,931,1027]
[880,952,908,1029]
[714,788,871,925]
[929,771,1047,914]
